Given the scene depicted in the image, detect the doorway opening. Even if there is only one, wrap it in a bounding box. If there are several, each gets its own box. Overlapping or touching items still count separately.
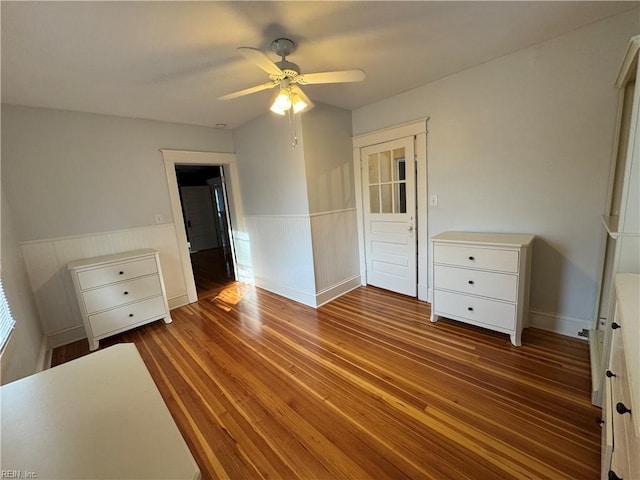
[175,164,236,299]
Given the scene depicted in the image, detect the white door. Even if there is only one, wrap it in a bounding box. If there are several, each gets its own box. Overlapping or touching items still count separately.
[362,137,416,296]
[209,173,237,277]
[180,186,219,252]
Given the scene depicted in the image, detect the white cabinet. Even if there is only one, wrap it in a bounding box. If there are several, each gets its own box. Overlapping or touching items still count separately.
[68,249,172,350]
[592,35,640,407]
[601,274,640,480]
[430,232,534,346]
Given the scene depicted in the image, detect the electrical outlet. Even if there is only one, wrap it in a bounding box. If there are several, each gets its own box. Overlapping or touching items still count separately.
[154,214,163,224]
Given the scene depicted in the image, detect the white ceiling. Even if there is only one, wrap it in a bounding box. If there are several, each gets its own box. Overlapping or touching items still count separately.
[1,1,636,129]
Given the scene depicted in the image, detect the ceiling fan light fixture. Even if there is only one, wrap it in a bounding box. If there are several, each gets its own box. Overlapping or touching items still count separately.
[291,92,308,114]
[270,89,292,115]
[224,38,362,118]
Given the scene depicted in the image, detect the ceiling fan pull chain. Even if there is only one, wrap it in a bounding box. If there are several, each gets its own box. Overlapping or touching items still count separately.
[288,106,298,150]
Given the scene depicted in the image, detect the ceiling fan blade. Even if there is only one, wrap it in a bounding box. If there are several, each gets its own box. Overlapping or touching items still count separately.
[237,47,283,76]
[297,69,366,85]
[218,81,278,101]
[292,85,314,111]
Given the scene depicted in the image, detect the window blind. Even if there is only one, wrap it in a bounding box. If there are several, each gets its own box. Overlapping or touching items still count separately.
[0,279,16,352]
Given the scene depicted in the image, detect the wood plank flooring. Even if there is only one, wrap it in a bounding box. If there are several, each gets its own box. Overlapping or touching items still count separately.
[53,285,601,480]
[190,248,236,299]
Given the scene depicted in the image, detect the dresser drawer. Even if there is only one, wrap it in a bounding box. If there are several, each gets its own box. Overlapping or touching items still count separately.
[434,265,518,302]
[609,328,639,479]
[77,257,158,290]
[89,295,166,338]
[601,375,613,479]
[82,275,162,314]
[434,290,516,331]
[434,244,519,273]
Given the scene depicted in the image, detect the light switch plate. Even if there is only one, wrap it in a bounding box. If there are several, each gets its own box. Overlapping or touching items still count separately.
[429,194,438,207]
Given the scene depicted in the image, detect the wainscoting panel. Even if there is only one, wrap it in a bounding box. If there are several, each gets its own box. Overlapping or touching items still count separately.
[243,215,317,306]
[310,209,360,296]
[20,224,187,345]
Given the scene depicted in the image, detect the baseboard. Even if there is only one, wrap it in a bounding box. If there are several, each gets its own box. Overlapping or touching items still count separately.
[36,335,51,371]
[168,293,190,310]
[48,325,87,349]
[254,278,317,308]
[527,309,592,340]
[316,275,361,307]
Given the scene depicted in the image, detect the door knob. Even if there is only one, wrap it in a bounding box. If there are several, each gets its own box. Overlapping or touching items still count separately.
[408,224,413,232]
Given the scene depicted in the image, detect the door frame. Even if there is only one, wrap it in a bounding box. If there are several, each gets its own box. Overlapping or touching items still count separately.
[161,149,244,304]
[352,118,429,301]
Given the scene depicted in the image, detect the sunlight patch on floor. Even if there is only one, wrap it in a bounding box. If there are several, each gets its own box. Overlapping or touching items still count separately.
[212,283,252,311]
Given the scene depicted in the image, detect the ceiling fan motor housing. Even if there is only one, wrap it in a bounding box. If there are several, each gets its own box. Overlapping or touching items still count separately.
[271,38,295,58]
[277,62,300,75]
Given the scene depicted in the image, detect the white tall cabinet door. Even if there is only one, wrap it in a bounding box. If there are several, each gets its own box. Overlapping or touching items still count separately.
[180,186,218,252]
[362,137,416,296]
[592,35,640,408]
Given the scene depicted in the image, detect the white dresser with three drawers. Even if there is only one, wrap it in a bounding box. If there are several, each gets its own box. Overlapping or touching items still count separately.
[430,232,535,346]
[68,249,172,350]
[601,274,640,480]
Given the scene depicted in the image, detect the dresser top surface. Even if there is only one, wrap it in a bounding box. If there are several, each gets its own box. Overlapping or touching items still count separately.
[0,343,199,479]
[431,231,535,247]
[67,248,158,270]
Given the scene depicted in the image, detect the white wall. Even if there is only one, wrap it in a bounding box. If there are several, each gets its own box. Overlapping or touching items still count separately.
[1,189,45,384]
[234,104,360,306]
[233,112,309,216]
[1,105,235,345]
[301,104,360,301]
[301,104,356,214]
[233,111,314,302]
[1,104,234,241]
[352,10,639,329]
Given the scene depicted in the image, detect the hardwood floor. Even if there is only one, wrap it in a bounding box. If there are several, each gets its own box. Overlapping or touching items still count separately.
[52,285,601,480]
[190,247,236,299]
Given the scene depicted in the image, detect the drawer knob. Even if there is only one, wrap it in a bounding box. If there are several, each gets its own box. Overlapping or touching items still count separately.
[124,291,129,295]
[606,370,616,378]
[468,280,474,285]
[612,322,621,330]
[128,313,134,318]
[468,256,475,261]
[608,470,623,480]
[616,402,631,415]
[119,271,124,275]
[467,307,474,312]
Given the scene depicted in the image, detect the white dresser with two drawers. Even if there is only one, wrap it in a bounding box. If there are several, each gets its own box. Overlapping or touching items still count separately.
[430,232,534,346]
[68,249,172,350]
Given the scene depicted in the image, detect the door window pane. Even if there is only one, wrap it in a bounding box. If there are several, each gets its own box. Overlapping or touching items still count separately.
[368,154,379,184]
[380,184,393,213]
[394,153,406,181]
[394,183,407,213]
[369,186,380,213]
[379,151,392,183]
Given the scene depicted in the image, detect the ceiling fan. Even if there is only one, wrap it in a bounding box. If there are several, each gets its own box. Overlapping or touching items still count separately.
[218,38,366,115]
